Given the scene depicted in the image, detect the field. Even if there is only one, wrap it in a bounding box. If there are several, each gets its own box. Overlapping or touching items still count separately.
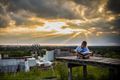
[0,45,120,80]
[0,62,109,80]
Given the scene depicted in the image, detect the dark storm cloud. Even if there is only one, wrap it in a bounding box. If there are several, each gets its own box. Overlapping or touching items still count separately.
[0,0,120,19]
[74,0,99,7]
[107,0,120,30]
[0,17,9,28]
[10,13,29,25]
[8,0,77,19]
[9,0,97,20]
[112,17,120,29]
[0,0,13,28]
[107,0,120,14]
[0,0,120,28]
[0,0,79,28]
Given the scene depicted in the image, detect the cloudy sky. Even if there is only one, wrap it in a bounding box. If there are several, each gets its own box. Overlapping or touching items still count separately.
[0,0,120,46]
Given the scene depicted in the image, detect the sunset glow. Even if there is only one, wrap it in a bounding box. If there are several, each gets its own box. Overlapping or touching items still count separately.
[0,0,120,46]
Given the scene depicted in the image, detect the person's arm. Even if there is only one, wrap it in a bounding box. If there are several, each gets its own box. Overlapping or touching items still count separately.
[86,47,90,52]
[82,48,91,54]
[74,46,82,53]
[74,46,78,52]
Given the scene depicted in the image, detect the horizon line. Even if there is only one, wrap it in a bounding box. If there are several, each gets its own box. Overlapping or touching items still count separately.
[0,43,119,46]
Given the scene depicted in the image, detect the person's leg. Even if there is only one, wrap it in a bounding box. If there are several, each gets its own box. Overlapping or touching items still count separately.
[83,53,91,59]
[90,52,93,56]
[76,53,79,58]
[77,53,84,59]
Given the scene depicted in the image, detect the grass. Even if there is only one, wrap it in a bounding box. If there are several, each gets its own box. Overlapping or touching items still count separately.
[0,46,119,80]
[0,67,54,80]
[56,62,109,80]
[0,62,109,80]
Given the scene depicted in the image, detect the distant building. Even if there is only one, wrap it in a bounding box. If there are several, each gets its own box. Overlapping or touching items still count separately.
[54,48,71,57]
[0,54,1,59]
[0,59,25,73]
[54,49,61,56]
[3,54,9,58]
[0,58,35,73]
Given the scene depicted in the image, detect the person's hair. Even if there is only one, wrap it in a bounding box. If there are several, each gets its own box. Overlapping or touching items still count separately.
[81,41,87,47]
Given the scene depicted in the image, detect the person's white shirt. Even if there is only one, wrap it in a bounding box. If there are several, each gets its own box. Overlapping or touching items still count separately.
[75,46,90,55]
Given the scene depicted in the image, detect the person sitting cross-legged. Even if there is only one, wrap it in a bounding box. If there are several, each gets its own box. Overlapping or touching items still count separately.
[75,41,92,59]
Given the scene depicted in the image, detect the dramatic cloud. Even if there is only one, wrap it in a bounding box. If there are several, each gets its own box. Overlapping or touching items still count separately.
[0,0,120,27]
[0,0,120,45]
[107,0,120,14]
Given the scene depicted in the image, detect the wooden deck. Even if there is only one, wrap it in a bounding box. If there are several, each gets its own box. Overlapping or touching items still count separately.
[56,56,120,80]
[56,56,120,67]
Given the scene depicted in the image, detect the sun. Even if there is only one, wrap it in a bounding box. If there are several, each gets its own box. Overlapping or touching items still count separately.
[35,21,74,35]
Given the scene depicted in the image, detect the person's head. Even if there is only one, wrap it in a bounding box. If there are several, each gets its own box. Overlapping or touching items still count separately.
[81,41,87,47]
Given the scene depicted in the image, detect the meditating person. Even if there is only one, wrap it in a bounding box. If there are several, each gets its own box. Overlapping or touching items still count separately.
[75,41,92,59]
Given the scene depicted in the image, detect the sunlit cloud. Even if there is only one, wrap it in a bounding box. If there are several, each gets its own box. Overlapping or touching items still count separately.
[35,22,67,32]
[63,32,81,43]
[35,21,74,35]
[0,0,120,45]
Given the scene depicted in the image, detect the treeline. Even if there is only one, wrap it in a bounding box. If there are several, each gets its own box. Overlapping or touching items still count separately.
[0,45,120,58]
[89,46,120,58]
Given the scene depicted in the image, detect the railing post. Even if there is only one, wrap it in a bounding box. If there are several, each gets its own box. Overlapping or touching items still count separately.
[68,63,73,80]
[109,67,120,80]
[68,66,72,80]
[83,65,87,80]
